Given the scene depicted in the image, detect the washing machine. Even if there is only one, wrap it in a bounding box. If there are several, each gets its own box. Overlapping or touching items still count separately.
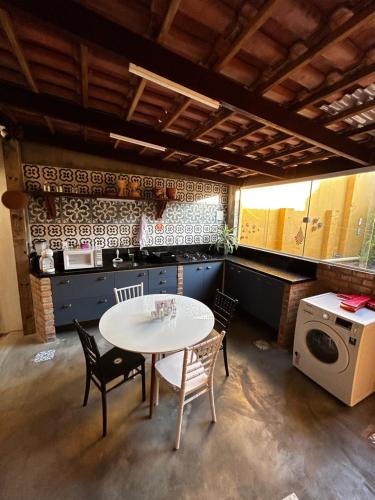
[293,292,375,406]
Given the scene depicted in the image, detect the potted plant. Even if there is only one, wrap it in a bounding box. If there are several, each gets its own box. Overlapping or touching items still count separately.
[215,224,238,255]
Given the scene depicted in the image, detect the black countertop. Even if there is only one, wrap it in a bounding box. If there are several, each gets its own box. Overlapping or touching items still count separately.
[32,254,314,284]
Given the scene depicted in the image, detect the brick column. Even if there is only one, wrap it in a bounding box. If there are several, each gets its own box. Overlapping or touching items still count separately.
[177,265,183,295]
[30,275,56,342]
[277,280,321,349]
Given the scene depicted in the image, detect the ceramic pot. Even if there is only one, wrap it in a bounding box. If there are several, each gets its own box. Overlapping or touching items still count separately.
[166,187,177,200]
[129,181,140,198]
[154,187,165,199]
[117,179,127,197]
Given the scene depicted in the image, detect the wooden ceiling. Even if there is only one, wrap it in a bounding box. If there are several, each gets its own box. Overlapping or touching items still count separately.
[0,0,374,186]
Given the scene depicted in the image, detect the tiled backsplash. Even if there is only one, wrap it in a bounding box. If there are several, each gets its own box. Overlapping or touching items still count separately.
[23,164,228,250]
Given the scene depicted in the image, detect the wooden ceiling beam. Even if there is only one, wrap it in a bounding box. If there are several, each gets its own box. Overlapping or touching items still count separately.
[189,109,235,140]
[342,123,375,137]
[261,143,313,161]
[159,97,190,131]
[218,123,266,148]
[242,132,290,155]
[257,2,375,94]
[22,126,243,185]
[157,0,181,44]
[213,0,281,71]
[290,62,375,112]
[0,7,54,133]
[321,100,375,126]
[0,83,280,176]
[1,0,371,165]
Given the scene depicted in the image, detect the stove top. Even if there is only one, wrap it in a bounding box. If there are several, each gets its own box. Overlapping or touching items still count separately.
[182,251,210,261]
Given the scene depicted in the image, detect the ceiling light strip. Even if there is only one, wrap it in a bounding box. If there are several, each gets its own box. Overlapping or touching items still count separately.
[129,63,220,110]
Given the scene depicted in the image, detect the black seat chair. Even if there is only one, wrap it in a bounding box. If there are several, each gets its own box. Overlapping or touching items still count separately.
[212,290,238,377]
[74,320,146,437]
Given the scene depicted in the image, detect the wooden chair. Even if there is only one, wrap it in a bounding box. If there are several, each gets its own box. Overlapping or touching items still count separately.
[74,320,146,437]
[212,289,238,377]
[114,283,144,303]
[155,331,225,450]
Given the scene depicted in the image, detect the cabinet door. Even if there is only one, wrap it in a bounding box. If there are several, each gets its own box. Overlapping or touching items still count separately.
[203,262,223,303]
[224,263,248,304]
[51,272,114,300]
[182,264,204,300]
[54,294,115,326]
[114,269,149,294]
[251,272,284,330]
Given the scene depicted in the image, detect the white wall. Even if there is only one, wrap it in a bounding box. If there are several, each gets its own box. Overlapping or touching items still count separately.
[0,140,23,335]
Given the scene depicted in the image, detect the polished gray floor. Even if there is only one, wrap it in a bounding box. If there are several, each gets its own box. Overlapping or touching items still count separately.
[0,314,374,500]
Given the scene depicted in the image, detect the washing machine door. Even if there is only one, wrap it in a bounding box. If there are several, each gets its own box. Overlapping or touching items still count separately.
[301,321,349,373]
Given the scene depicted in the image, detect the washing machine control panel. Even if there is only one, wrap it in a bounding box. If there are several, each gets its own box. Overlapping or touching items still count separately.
[335,316,353,330]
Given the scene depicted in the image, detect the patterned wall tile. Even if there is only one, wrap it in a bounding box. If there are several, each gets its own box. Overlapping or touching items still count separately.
[23,164,228,249]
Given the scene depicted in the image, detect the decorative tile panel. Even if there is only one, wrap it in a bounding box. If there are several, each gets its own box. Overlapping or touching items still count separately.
[23,164,228,249]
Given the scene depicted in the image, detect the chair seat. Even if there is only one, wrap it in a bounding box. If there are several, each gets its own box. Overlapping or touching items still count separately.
[94,347,145,383]
[155,350,208,392]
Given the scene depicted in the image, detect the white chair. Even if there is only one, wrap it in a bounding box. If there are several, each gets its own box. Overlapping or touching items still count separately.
[155,331,225,450]
[114,283,144,303]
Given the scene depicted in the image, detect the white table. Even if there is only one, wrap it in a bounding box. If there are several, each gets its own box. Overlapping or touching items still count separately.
[99,294,215,417]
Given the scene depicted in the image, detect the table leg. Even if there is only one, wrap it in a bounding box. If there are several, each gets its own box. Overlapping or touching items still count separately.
[149,353,156,419]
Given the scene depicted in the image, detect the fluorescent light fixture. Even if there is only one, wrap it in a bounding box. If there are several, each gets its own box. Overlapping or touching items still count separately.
[128,63,221,110]
[109,133,166,151]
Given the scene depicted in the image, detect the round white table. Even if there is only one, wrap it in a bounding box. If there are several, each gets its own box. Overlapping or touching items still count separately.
[99,294,214,417]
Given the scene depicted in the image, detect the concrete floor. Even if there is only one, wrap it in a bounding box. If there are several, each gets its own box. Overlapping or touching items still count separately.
[0,313,374,500]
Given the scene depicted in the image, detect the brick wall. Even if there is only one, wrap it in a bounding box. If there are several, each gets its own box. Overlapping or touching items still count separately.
[278,280,322,348]
[30,275,56,342]
[177,265,183,295]
[316,264,375,296]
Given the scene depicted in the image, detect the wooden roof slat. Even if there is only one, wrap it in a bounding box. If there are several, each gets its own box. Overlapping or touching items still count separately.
[0,7,54,133]
[262,143,313,161]
[159,97,190,130]
[291,62,375,113]
[7,0,368,165]
[257,2,375,94]
[321,100,375,126]
[80,44,88,108]
[157,0,181,44]
[213,0,281,71]
[0,82,286,177]
[23,125,242,185]
[218,123,266,148]
[189,109,234,140]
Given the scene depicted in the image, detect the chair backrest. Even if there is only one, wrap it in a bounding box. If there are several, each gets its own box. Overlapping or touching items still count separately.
[74,319,102,377]
[181,331,225,390]
[213,289,238,334]
[114,282,144,303]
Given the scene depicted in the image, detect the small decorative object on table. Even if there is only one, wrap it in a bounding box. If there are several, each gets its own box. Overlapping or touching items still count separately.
[117,179,127,197]
[151,298,176,320]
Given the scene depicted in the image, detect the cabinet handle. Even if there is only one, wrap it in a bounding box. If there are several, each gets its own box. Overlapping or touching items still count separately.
[197,267,203,270]
[60,280,70,285]
[62,304,72,309]
[97,299,108,304]
[206,266,212,269]
[97,276,107,281]
[159,280,167,285]
[138,272,146,277]
[237,270,241,274]
[159,270,167,274]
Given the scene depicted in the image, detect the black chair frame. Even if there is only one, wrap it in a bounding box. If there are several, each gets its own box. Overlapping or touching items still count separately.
[75,320,146,437]
[213,289,238,377]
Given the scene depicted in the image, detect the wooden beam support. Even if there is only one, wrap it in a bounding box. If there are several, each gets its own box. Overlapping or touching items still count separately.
[290,62,375,112]
[80,44,88,108]
[0,7,54,133]
[159,97,190,131]
[262,143,313,161]
[0,83,283,175]
[125,77,147,122]
[1,83,279,175]
[1,0,371,165]
[157,0,181,44]
[214,0,280,71]
[322,100,375,126]
[189,109,235,140]
[242,132,290,155]
[218,123,266,148]
[257,2,375,94]
[22,126,243,185]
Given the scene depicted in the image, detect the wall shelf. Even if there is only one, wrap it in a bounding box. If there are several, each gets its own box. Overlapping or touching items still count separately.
[26,190,172,219]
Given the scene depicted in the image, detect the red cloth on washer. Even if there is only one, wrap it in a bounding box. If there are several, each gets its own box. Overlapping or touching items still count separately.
[339,295,371,312]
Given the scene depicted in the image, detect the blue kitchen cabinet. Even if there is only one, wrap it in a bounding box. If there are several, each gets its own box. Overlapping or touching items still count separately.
[149,266,177,294]
[183,262,223,302]
[114,269,149,294]
[224,262,284,330]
